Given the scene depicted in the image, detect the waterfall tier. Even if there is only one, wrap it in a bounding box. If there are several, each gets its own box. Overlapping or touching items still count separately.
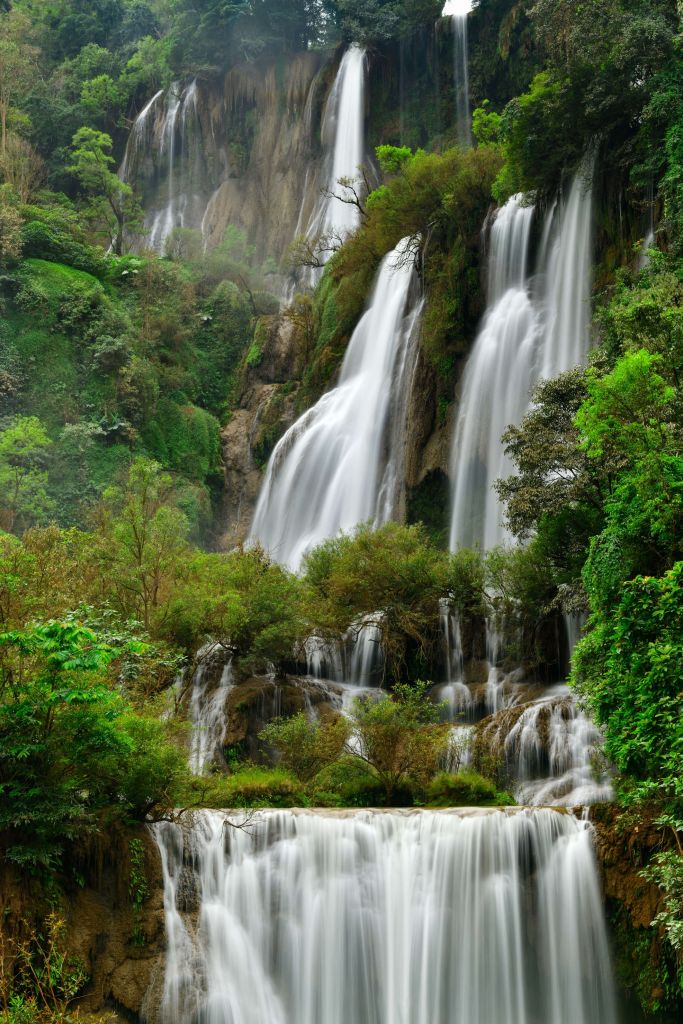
[119,53,331,265]
[290,45,367,294]
[249,241,424,570]
[148,807,619,1024]
[449,164,594,552]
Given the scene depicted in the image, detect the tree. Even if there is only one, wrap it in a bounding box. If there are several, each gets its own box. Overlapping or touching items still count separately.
[0,188,23,266]
[0,620,185,868]
[162,545,307,672]
[68,127,143,254]
[260,712,349,782]
[0,417,53,535]
[346,681,449,803]
[0,11,37,156]
[303,522,449,683]
[92,457,190,631]
[0,134,47,202]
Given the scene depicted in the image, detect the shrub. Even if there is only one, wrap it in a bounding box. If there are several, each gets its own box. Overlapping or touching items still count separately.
[427,771,515,808]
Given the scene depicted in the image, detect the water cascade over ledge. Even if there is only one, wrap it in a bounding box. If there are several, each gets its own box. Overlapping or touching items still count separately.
[250,241,424,570]
[449,163,594,552]
[147,808,620,1024]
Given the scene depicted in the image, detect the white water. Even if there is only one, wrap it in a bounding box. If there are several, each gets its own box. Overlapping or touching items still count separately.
[250,241,423,570]
[187,645,233,776]
[291,45,367,293]
[149,807,619,1024]
[538,165,595,378]
[490,684,614,806]
[442,0,472,147]
[449,165,594,551]
[121,80,206,253]
[449,196,537,551]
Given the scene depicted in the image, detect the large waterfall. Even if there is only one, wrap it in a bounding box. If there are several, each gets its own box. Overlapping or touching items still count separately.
[148,808,619,1024]
[449,196,536,551]
[250,242,423,570]
[449,165,594,551]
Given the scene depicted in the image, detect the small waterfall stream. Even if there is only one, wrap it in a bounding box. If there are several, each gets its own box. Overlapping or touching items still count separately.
[187,645,234,776]
[148,808,619,1024]
[250,241,424,570]
[442,1,472,146]
[121,80,207,253]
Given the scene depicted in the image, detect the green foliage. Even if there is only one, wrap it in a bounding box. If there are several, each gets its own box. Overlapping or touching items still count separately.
[92,457,191,631]
[0,620,186,869]
[574,564,683,814]
[183,765,306,809]
[68,127,143,255]
[472,101,502,145]
[128,836,150,946]
[427,770,515,808]
[260,712,349,782]
[0,912,93,1024]
[0,417,54,535]
[346,681,450,803]
[303,522,449,683]
[375,144,413,175]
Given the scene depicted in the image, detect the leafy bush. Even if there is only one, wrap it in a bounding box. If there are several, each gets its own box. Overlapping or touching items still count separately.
[260,712,349,782]
[427,771,515,808]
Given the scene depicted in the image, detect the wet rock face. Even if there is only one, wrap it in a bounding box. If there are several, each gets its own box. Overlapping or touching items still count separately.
[225,676,341,760]
[124,53,331,268]
[0,832,167,1021]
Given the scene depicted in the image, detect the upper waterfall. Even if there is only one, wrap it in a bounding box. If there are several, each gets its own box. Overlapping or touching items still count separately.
[442,1,472,147]
[250,241,423,570]
[449,164,594,552]
[149,807,619,1024]
[290,45,367,292]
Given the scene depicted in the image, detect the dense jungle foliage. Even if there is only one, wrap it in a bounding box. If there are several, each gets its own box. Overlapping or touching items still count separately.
[1,0,683,1020]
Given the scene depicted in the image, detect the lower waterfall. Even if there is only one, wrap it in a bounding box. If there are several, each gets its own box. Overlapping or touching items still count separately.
[148,808,619,1024]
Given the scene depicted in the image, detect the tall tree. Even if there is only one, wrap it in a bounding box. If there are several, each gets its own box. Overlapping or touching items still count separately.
[68,126,143,254]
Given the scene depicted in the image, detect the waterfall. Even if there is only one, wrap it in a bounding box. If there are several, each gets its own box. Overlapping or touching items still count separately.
[121,80,206,254]
[187,644,234,776]
[250,241,423,571]
[538,162,595,378]
[148,808,619,1024]
[449,164,595,552]
[449,196,537,551]
[481,684,614,806]
[290,45,367,293]
[442,1,472,147]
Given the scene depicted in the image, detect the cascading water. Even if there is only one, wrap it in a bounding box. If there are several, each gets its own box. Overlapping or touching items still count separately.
[250,241,423,571]
[449,163,595,552]
[442,1,472,147]
[538,161,595,378]
[187,645,234,776]
[449,195,537,551]
[121,80,207,253]
[291,45,367,293]
[148,807,620,1024]
[481,684,614,806]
